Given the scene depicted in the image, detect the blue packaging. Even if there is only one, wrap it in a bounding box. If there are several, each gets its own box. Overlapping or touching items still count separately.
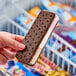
[16,14,33,30]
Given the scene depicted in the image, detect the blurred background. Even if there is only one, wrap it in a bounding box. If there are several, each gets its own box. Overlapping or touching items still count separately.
[0,0,76,76]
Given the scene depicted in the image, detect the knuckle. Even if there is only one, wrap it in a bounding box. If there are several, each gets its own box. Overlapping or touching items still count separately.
[10,55,15,59]
[2,58,7,65]
[12,41,18,48]
[14,42,19,48]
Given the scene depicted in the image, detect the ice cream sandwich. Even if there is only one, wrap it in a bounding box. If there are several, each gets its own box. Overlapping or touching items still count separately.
[16,10,59,65]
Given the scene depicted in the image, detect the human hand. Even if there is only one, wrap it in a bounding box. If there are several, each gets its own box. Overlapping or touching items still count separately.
[0,32,25,65]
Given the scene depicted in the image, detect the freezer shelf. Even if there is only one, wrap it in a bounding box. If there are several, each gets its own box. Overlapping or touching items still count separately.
[0,15,27,36]
[43,33,76,74]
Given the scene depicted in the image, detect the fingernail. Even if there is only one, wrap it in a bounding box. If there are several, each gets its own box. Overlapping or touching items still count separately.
[18,44,25,50]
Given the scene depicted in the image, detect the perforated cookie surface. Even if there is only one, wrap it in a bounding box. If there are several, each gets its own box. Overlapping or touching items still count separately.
[16,10,56,65]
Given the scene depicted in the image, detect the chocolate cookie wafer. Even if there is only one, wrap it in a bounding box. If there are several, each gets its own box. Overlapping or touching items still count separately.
[16,10,59,65]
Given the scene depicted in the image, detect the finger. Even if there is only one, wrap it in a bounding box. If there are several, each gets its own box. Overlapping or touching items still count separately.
[5,38,25,50]
[11,34,24,42]
[0,48,15,60]
[4,46,17,52]
[10,49,17,52]
[4,46,12,50]
[4,47,22,53]
[15,35,24,42]
[0,53,8,65]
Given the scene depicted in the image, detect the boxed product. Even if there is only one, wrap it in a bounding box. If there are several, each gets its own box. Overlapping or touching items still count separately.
[16,14,33,30]
[28,6,41,18]
[41,0,76,25]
